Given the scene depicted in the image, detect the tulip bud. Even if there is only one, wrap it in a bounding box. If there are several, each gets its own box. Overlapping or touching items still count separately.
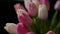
[18,13,32,27]
[54,0,60,10]
[38,4,48,19]
[26,32,34,34]
[4,23,17,34]
[46,31,55,34]
[24,0,32,9]
[27,2,38,16]
[16,23,29,34]
[39,0,50,10]
[14,3,28,22]
[32,0,40,7]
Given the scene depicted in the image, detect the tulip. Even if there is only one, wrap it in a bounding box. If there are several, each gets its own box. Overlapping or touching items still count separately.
[46,31,55,34]
[27,2,38,16]
[16,23,29,34]
[32,0,40,7]
[24,0,32,9]
[54,0,60,10]
[14,3,28,22]
[4,23,17,34]
[38,4,48,19]
[26,32,34,34]
[18,13,32,27]
[39,0,50,10]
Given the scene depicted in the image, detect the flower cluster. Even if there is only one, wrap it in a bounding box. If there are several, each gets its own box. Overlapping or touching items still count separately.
[4,0,60,34]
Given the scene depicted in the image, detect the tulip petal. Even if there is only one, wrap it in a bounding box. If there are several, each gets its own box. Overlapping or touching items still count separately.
[27,2,38,16]
[18,13,32,27]
[32,0,40,7]
[14,3,25,11]
[16,23,29,34]
[24,0,32,9]
[39,0,50,10]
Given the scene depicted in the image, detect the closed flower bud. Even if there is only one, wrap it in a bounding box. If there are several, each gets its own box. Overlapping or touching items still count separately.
[4,23,17,34]
[16,23,29,34]
[38,4,48,19]
[14,3,28,22]
[19,13,32,27]
[46,31,55,34]
[27,2,38,16]
[54,0,60,10]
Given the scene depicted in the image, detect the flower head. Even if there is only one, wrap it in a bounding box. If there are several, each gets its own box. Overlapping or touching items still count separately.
[38,4,48,19]
[16,23,29,34]
[18,13,32,27]
[4,23,17,34]
[54,0,60,10]
[27,2,38,16]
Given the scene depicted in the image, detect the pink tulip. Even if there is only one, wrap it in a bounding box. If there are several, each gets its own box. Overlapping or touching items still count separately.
[54,0,60,10]
[14,3,28,22]
[46,31,55,34]
[26,32,34,34]
[14,3,27,15]
[18,13,32,27]
[27,2,38,16]
[16,23,29,34]
[39,0,50,10]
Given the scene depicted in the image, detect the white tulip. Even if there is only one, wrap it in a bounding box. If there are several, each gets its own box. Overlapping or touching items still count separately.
[4,23,17,34]
[38,4,48,19]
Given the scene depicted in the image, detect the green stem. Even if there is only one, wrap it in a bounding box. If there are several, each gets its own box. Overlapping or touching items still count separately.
[49,11,58,30]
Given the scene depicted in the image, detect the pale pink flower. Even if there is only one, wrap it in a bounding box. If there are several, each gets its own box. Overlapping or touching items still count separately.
[54,0,60,10]
[27,2,38,16]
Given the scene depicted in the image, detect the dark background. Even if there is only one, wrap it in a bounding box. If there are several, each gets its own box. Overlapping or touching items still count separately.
[0,0,60,34]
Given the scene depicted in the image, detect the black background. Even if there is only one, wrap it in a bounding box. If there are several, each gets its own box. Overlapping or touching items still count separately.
[0,0,60,34]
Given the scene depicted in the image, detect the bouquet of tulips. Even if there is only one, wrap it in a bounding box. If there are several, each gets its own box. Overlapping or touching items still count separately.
[4,0,60,34]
